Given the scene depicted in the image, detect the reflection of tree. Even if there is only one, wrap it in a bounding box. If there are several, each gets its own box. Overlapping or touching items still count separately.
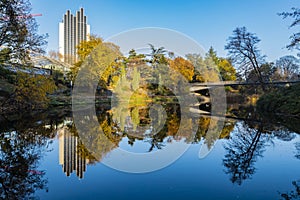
[295,142,300,160]
[147,134,166,152]
[0,134,47,199]
[194,116,235,148]
[0,112,60,199]
[223,122,268,185]
[280,180,300,200]
[73,105,124,163]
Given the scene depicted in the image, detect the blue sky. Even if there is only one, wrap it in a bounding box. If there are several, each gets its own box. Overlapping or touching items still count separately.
[30,0,299,61]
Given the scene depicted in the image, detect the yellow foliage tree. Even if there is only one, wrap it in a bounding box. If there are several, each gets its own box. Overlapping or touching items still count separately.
[169,57,194,82]
[14,72,57,109]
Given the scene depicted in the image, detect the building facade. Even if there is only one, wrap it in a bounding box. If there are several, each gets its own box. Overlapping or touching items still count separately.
[59,8,90,64]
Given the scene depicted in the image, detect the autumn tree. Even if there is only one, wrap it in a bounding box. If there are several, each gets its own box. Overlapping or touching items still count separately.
[1,72,57,109]
[225,27,266,90]
[206,47,236,81]
[218,59,237,81]
[169,57,194,82]
[0,0,47,64]
[69,35,103,82]
[186,53,220,82]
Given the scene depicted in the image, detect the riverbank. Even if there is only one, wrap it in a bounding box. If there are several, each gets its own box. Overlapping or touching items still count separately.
[257,83,300,117]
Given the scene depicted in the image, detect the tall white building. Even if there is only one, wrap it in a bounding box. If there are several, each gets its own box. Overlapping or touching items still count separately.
[59,8,90,64]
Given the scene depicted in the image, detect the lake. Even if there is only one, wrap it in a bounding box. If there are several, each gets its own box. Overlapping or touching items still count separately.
[0,103,299,200]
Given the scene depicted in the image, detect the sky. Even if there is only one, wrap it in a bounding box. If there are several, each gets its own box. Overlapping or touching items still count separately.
[30,0,299,62]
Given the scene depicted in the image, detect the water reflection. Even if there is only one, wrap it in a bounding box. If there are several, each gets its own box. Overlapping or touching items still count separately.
[58,124,88,179]
[280,180,300,200]
[223,122,269,185]
[0,105,299,198]
[279,142,300,200]
[223,114,300,188]
[0,111,67,199]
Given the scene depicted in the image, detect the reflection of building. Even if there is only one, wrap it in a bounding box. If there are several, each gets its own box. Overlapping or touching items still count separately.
[59,8,90,64]
[58,126,88,179]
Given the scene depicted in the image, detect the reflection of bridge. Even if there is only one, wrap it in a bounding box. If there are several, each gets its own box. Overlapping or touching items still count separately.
[190,80,300,92]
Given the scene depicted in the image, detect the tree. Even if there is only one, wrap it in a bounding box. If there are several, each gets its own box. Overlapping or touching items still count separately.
[206,46,219,64]
[223,122,268,185]
[69,35,103,80]
[247,62,276,82]
[72,37,122,93]
[147,44,168,67]
[279,7,300,53]
[146,44,168,93]
[186,53,220,82]
[0,0,47,64]
[76,35,103,61]
[0,114,53,199]
[13,72,56,109]
[169,57,194,82]
[276,55,299,80]
[205,47,237,81]
[225,27,266,90]
[48,50,63,61]
[1,71,57,110]
[217,58,237,81]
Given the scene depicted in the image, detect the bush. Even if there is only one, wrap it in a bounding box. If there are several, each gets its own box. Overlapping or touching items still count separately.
[257,84,300,116]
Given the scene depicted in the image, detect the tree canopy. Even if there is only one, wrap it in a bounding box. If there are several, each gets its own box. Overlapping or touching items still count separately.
[0,0,47,64]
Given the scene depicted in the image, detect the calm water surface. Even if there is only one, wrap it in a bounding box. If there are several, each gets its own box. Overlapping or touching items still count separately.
[0,104,299,200]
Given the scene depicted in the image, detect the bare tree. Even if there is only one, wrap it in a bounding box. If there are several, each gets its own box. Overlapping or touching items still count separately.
[279,7,300,54]
[225,27,266,90]
[276,55,300,80]
[223,122,267,185]
[48,50,63,61]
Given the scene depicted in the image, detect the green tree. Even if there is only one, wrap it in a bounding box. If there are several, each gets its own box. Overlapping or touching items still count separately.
[206,46,219,64]
[205,47,236,81]
[148,44,168,67]
[0,0,47,64]
[186,53,220,82]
